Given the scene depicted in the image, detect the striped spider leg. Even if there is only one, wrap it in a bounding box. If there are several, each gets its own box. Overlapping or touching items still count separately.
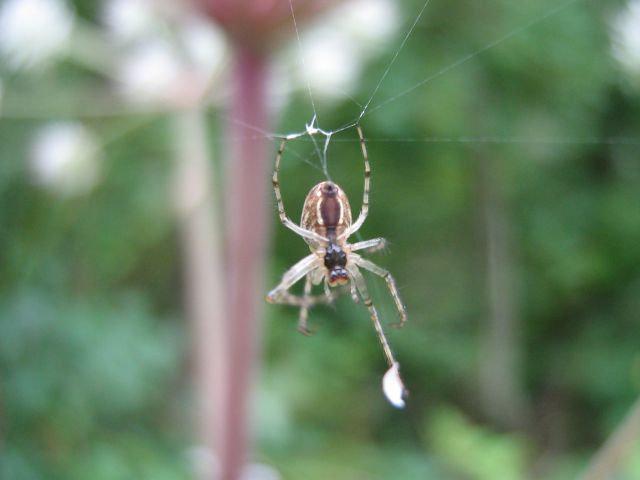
[266,125,408,404]
[265,253,338,335]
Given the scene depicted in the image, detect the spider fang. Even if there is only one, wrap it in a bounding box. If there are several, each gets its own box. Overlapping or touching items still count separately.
[328,267,349,287]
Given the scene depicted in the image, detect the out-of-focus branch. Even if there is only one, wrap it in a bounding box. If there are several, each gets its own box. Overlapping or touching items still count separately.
[172,108,227,479]
[0,387,4,447]
[474,153,529,430]
[581,396,640,480]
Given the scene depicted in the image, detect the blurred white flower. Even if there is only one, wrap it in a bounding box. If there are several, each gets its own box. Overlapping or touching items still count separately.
[331,0,400,50]
[102,0,160,42]
[299,29,361,101]
[241,463,282,480]
[611,0,640,76]
[180,16,227,80]
[282,0,400,103]
[382,362,406,408]
[30,123,101,196]
[185,445,219,479]
[113,16,226,105]
[0,0,74,71]
[116,39,183,103]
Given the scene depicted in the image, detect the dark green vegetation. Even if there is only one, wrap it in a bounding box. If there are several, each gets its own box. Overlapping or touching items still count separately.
[2,0,640,478]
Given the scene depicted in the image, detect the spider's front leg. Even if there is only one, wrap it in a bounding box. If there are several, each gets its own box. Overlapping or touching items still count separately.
[351,237,386,254]
[266,254,319,304]
[347,264,399,369]
[351,254,407,329]
[298,274,315,336]
[349,262,408,407]
[350,281,360,304]
[267,254,337,335]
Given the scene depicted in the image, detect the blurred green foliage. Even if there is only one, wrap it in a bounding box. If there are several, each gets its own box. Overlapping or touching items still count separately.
[2,0,640,478]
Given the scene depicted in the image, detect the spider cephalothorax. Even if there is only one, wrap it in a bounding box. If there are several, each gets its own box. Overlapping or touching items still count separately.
[266,124,407,406]
[324,242,349,286]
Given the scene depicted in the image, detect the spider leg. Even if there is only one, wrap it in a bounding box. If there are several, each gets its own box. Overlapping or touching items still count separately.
[323,278,332,299]
[347,265,398,369]
[268,257,341,334]
[350,280,360,304]
[340,125,370,240]
[273,139,328,245]
[266,254,319,304]
[298,274,315,335]
[270,291,337,307]
[352,254,407,329]
[269,283,346,308]
[296,274,346,335]
[351,237,386,254]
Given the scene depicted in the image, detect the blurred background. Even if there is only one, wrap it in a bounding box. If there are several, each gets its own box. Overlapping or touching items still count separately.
[1,0,640,479]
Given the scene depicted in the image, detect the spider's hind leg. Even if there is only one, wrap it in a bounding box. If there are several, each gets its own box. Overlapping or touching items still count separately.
[267,254,318,304]
[272,139,327,245]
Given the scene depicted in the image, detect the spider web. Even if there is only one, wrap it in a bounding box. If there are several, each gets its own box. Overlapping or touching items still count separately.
[268,0,640,180]
[3,0,636,170]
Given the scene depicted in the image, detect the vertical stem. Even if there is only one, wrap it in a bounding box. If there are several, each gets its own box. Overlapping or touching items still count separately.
[222,45,271,480]
[475,154,528,429]
[172,108,228,479]
[0,388,3,448]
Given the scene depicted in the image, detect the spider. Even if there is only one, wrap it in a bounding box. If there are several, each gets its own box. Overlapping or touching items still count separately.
[266,124,407,389]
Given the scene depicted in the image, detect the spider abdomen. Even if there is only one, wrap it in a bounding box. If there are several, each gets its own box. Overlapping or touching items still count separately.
[300,181,352,242]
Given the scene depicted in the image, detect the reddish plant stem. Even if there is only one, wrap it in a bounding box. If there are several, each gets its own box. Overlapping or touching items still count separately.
[193,0,338,50]
[221,45,271,480]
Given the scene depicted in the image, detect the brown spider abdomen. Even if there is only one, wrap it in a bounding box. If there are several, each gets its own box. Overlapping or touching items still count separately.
[300,181,352,242]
